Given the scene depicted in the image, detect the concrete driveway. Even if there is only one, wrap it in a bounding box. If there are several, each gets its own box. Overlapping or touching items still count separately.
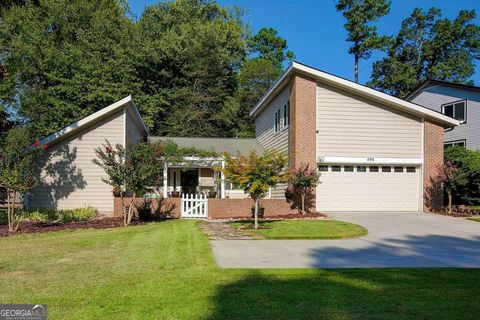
[210,212,480,268]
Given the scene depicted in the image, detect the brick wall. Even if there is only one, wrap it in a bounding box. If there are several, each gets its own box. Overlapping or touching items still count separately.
[423,119,445,211]
[289,73,317,170]
[113,197,299,219]
[113,197,181,218]
[208,198,299,219]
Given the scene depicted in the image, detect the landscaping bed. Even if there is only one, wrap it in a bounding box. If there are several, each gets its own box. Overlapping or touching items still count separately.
[0,217,145,237]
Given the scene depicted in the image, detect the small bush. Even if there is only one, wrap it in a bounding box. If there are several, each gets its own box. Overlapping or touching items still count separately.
[58,207,98,222]
[21,209,57,222]
[0,209,7,225]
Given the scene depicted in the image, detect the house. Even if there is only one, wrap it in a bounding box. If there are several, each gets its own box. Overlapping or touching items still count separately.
[27,61,459,215]
[406,80,480,150]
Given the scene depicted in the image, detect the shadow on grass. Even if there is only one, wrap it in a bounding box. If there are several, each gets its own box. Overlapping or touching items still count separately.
[208,268,480,319]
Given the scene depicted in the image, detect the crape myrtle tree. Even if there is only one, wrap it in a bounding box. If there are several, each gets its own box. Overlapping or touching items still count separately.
[368,8,480,98]
[93,140,169,226]
[287,164,321,214]
[0,128,46,233]
[435,161,468,215]
[218,150,287,229]
[336,0,390,83]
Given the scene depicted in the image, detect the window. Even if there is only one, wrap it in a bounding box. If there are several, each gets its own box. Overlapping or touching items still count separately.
[442,101,466,123]
[406,167,416,173]
[382,166,391,172]
[344,166,354,172]
[283,101,290,128]
[369,166,379,172]
[332,165,341,172]
[444,140,466,149]
[274,109,281,133]
[357,166,367,172]
[394,166,404,173]
[319,165,328,172]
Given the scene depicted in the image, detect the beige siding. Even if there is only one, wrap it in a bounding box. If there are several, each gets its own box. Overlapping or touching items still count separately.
[125,107,145,146]
[316,82,423,159]
[255,85,291,198]
[30,110,125,213]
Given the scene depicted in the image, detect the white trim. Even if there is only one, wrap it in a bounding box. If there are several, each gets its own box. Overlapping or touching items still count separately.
[40,95,148,146]
[317,156,423,165]
[251,62,460,127]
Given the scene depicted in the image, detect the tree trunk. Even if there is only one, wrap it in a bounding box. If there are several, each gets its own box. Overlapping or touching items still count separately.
[120,192,127,226]
[7,189,12,233]
[12,190,20,232]
[301,192,306,214]
[448,189,452,215]
[126,192,136,226]
[354,54,359,83]
[254,197,259,230]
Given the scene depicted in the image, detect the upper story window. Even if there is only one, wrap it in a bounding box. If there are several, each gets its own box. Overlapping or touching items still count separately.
[283,101,290,128]
[442,100,466,123]
[274,109,281,133]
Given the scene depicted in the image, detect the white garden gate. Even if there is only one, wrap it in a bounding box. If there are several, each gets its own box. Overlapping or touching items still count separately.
[181,193,208,218]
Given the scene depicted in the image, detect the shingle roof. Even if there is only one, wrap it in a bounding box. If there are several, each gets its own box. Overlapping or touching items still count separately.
[148,137,264,155]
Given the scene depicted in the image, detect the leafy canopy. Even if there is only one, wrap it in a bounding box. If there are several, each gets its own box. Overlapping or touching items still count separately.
[368,8,480,98]
[219,150,287,200]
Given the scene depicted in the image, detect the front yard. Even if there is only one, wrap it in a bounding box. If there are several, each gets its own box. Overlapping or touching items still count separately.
[1,220,479,319]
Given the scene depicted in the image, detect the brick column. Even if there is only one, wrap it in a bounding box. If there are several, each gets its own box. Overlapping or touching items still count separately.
[289,74,317,170]
[288,73,317,213]
[423,119,445,212]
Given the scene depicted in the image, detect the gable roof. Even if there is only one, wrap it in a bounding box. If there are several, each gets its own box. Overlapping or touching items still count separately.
[250,61,460,127]
[405,79,480,101]
[149,137,264,155]
[40,95,147,146]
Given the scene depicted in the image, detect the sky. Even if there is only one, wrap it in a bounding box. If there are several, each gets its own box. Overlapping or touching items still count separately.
[129,0,480,85]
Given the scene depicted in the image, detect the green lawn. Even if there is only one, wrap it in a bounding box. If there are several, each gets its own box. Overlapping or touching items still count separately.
[231,219,368,239]
[1,221,480,319]
[468,217,480,222]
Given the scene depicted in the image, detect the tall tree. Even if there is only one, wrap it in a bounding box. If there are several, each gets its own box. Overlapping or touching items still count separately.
[222,28,294,137]
[368,8,480,98]
[135,0,246,137]
[336,0,390,83]
[0,0,138,137]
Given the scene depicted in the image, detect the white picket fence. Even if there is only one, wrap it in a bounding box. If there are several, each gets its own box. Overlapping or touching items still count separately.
[181,193,208,218]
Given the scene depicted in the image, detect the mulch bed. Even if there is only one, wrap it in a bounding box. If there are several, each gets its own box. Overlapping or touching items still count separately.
[428,211,473,218]
[0,217,147,237]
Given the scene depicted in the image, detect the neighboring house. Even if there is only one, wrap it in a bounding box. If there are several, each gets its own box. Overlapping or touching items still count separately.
[406,80,480,150]
[26,61,459,215]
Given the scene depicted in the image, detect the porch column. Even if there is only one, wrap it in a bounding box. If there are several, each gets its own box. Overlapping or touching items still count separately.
[221,160,226,199]
[163,162,168,198]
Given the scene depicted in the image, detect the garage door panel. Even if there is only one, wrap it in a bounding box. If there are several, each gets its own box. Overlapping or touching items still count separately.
[317,166,420,211]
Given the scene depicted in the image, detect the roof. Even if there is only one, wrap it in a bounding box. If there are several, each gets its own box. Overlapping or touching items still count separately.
[250,61,460,127]
[405,79,480,101]
[148,137,264,155]
[40,95,148,146]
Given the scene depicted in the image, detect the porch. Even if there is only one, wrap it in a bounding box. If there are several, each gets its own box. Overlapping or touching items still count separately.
[158,159,249,199]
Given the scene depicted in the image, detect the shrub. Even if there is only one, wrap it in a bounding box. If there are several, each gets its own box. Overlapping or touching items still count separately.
[58,207,98,222]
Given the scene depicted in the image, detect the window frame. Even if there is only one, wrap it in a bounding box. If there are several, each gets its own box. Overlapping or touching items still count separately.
[282,101,290,130]
[444,139,466,149]
[344,165,354,172]
[369,166,379,172]
[318,165,328,172]
[382,166,392,173]
[274,109,281,134]
[441,100,467,124]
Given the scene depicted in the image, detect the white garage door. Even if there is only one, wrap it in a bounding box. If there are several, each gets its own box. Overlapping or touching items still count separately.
[316,165,421,211]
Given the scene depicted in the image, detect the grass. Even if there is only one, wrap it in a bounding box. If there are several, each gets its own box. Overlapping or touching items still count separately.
[0,220,479,319]
[467,205,480,210]
[230,219,368,239]
[468,217,480,222]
